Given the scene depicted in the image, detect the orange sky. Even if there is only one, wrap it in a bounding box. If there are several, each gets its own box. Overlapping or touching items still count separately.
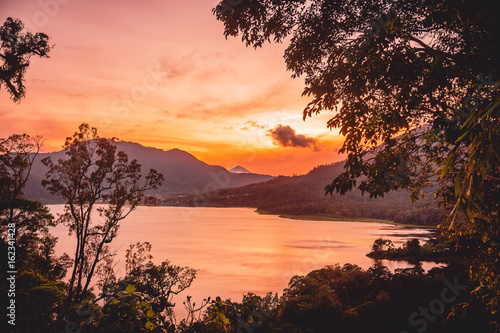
[0,0,345,176]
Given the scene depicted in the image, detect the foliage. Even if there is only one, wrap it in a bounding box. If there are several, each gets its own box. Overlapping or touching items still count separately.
[195,293,279,333]
[404,238,421,256]
[0,134,42,211]
[122,242,197,315]
[0,17,52,102]
[213,0,500,307]
[370,237,394,254]
[367,237,459,264]
[0,134,71,278]
[445,285,499,333]
[97,283,175,333]
[126,259,197,317]
[213,0,498,198]
[180,262,500,332]
[10,270,67,332]
[97,242,199,332]
[0,134,71,332]
[41,124,164,304]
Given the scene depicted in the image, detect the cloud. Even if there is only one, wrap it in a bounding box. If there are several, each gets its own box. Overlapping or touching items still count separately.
[241,120,266,131]
[268,125,321,151]
[158,51,234,83]
[246,120,266,129]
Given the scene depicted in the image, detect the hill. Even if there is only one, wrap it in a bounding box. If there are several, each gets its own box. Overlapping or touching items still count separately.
[23,141,274,203]
[164,162,446,226]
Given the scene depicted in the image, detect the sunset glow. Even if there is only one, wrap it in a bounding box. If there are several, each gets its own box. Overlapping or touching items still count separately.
[0,0,345,176]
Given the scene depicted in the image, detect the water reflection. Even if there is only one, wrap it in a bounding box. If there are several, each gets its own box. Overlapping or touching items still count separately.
[49,205,437,311]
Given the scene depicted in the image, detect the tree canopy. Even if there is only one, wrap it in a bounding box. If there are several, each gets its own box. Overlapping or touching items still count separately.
[0,17,52,102]
[42,124,164,304]
[0,134,71,331]
[213,0,499,291]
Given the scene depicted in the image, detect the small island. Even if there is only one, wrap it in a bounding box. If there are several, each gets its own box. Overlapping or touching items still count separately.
[367,237,456,263]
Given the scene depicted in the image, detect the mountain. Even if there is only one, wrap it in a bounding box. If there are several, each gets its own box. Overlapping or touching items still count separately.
[229,165,252,174]
[167,162,446,226]
[23,141,274,203]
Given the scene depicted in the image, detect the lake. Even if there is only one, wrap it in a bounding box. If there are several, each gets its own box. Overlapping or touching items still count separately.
[49,205,436,314]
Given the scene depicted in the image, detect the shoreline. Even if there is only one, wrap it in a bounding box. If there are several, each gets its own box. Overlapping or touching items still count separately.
[366,253,451,263]
[255,210,438,229]
[45,202,439,230]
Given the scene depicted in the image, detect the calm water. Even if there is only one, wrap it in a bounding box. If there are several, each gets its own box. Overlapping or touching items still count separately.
[49,205,435,309]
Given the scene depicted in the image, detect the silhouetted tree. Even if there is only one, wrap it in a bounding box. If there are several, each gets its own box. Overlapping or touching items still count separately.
[0,17,52,102]
[371,238,394,254]
[214,0,499,300]
[0,134,70,331]
[403,238,421,256]
[0,134,42,225]
[42,124,164,304]
[96,242,198,332]
[0,134,70,278]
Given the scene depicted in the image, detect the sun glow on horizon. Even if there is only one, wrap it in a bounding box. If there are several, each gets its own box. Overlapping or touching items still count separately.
[0,0,345,176]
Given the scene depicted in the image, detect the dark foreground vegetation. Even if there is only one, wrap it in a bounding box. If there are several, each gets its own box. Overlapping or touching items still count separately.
[181,263,495,333]
[0,127,498,333]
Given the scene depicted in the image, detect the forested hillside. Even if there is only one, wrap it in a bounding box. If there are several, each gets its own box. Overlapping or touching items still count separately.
[164,162,446,226]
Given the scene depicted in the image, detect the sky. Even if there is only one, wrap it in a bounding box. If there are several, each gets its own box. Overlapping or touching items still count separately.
[0,0,345,176]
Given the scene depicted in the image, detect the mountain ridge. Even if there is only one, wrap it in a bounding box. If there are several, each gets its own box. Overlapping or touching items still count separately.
[164,161,446,226]
[23,141,274,203]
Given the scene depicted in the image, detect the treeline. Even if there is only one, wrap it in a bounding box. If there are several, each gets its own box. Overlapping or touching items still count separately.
[181,263,496,333]
[164,162,446,226]
[368,237,455,262]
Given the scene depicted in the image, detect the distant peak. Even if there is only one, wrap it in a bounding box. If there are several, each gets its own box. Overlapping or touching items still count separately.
[229,165,252,174]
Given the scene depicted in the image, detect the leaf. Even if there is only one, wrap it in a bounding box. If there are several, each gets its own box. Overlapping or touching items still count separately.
[457,130,469,142]
[111,298,119,305]
[147,309,155,317]
[125,284,136,294]
[455,174,461,196]
[483,99,500,117]
[145,321,155,330]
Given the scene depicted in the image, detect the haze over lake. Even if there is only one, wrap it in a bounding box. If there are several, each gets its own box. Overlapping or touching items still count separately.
[49,206,436,305]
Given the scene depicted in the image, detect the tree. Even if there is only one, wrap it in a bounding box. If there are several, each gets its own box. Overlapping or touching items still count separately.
[370,238,394,254]
[97,283,175,333]
[101,242,197,313]
[0,134,70,278]
[0,17,52,102]
[0,134,71,331]
[96,242,198,332]
[0,134,42,220]
[123,242,197,310]
[403,238,421,256]
[41,124,164,304]
[213,0,499,291]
